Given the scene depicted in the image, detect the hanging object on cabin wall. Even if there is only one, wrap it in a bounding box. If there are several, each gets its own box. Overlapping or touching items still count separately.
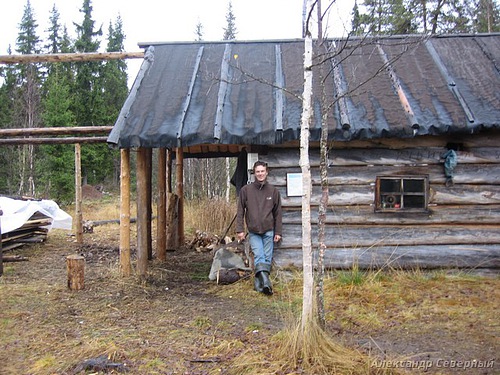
[442,149,458,187]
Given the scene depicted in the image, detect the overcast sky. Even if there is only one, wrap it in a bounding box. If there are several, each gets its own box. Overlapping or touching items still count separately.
[1,0,355,84]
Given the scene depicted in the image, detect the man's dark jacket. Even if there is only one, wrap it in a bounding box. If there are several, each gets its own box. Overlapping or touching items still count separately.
[236,180,282,236]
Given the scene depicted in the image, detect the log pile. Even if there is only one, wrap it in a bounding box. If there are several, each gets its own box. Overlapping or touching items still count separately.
[189,230,232,253]
[1,211,51,252]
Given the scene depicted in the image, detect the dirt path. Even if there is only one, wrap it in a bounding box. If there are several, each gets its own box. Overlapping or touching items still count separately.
[1,229,498,374]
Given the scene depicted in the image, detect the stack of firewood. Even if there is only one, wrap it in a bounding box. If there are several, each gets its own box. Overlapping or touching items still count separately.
[1,211,51,252]
[189,230,232,253]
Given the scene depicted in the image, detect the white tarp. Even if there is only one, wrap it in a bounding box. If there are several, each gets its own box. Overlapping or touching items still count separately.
[0,197,72,234]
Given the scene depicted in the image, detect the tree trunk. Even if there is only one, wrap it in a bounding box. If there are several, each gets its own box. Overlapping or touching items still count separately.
[316,46,329,329]
[300,0,315,330]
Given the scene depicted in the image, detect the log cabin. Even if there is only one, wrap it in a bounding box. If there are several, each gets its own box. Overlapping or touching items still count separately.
[108,33,500,274]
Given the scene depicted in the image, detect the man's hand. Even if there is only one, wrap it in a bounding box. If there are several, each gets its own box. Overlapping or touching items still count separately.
[274,234,281,243]
[237,232,246,242]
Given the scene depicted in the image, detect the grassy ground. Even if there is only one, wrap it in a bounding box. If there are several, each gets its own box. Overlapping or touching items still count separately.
[0,196,498,374]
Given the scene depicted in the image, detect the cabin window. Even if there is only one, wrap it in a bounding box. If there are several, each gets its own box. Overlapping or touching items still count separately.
[375,176,429,212]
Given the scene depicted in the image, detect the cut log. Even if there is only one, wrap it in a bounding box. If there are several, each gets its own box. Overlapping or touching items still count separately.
[216,268,250,284]
[66,254,85,290]
[3,255,29,262]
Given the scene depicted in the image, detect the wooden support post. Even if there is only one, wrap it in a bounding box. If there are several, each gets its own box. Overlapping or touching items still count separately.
[157,148,167,261]
[136,148,148,277]
[120,149,132,276]
[175,147,184,246]
[167,149,173,193]
[75,143,83,244]
[0,208,3,277]
[166,192,179,250]
[66,254,85,290]
[146,148,153,260]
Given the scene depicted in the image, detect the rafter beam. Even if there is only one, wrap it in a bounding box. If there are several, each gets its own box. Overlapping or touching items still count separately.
[0,51,144,64]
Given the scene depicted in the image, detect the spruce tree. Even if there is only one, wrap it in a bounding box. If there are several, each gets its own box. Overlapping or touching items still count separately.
[355,0,492,35]
[73,0,117,187]
[222,1,237,40]
[14,0,42,196]
[99,16,128,187]
[195,21,204,41]
[0,51,17,194]
[101,16,128,125]
[39,68,76,201]
[73,0,102,127]
[351,0,365,35]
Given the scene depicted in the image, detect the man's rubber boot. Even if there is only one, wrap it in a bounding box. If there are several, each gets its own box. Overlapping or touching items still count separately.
[259,271,273,295]
[254,274,263,292]
[255,263,273,295]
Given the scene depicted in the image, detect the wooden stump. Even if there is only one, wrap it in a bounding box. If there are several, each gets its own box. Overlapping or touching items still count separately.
[66,254,85,290]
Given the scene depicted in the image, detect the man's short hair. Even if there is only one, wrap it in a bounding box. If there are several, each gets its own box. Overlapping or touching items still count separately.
[253,160,268,171]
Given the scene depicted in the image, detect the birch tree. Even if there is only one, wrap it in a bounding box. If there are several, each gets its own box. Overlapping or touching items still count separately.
[300,0,315,331]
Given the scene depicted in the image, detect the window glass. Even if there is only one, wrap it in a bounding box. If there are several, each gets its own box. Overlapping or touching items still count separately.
[376,176,428,212]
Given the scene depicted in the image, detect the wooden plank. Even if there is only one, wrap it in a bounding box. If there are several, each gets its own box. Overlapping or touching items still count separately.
[274,244,500,269]
[278,184,500,207]
[282,204,500,225]
[265,146,500,167]
[327,133,500,149]
[279,224,500,249]
[269,163,500,186]
[432,185,500,205]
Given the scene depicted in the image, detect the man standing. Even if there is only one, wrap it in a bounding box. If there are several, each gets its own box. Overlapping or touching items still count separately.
[236,161,282,295]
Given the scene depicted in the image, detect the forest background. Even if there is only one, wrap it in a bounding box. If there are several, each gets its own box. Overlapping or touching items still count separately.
[0,0,498,205]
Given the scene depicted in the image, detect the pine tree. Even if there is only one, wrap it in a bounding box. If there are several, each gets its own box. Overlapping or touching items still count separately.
[474,0,500,32]
[387,0,417,34]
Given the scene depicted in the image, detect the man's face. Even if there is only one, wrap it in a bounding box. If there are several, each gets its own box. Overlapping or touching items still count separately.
[254,165,268,182]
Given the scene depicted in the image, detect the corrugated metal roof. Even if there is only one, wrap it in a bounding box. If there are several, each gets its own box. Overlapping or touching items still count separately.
[108,34,500,150]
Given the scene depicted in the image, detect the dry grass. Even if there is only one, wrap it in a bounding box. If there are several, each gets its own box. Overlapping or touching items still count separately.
[184,197,237,237]
[0,197,498,374]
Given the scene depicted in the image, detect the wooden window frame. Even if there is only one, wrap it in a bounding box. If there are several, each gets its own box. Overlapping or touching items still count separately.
[375,175,429,212]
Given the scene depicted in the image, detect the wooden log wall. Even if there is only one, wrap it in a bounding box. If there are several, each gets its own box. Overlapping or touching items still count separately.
[262,134,500,269]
